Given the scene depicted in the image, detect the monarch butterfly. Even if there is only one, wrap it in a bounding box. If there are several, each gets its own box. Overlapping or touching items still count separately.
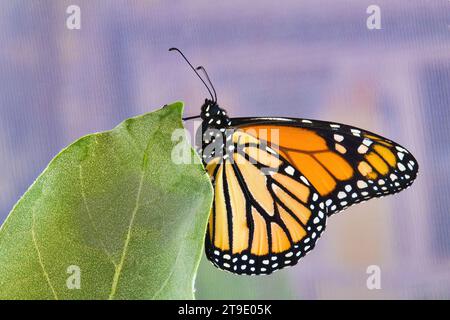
[170,48,419,275]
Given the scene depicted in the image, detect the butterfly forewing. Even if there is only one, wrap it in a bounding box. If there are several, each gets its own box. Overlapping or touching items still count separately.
[232,118,419,216]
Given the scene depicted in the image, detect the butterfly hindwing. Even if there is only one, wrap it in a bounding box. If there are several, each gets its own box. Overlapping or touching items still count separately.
[204,130,326,275]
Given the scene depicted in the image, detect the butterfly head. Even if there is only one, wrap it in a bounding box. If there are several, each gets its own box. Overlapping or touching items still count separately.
[168,48,231,128]
[201,99,231,128]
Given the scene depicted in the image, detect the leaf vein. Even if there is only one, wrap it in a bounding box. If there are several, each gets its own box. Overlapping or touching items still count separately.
[108,166,145,300]
[31,208,59,300]
[79,165,117,267]
[150,243,184,299]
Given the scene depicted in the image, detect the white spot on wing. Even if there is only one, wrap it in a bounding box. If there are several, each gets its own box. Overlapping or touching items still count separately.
[396,146,408,153]
[358,145,369,154]
[338,191,346,199]
[357,180,368,189]
[300,176,310,186]
[285,166,295,176]
[363,138,373,146]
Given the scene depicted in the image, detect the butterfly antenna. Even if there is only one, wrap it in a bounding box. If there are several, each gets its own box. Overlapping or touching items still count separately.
[169,48,215,102]
[182,115,201,121]
[196,66,217,103]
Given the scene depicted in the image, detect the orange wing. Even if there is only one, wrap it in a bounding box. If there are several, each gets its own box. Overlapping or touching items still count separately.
[203,119,418,275]
[237,120,418,215]
[204,130,326,275]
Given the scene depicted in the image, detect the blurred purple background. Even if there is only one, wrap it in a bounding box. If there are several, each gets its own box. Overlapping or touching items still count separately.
[1,0,449,299]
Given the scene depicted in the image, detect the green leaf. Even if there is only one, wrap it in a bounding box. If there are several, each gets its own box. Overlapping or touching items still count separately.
[0,102,213,300]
